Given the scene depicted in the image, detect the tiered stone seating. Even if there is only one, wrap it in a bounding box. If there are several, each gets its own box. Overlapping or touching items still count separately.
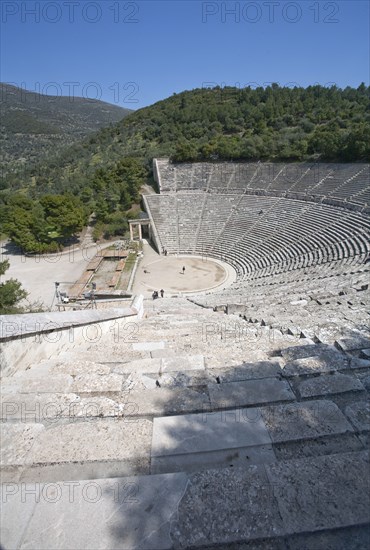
[228,161,260,189]
[192,194,239,255]
[174,163,194,191]
[309,164,369,202]
[190,261,370,347]
[1,297,369,548]
[143,194,179,252]
[154,159,370,208]
[153,158,172,191]
[177,193,204,253]
[267,162,315,192]
[145,191,370,280]
[352,184,370,204]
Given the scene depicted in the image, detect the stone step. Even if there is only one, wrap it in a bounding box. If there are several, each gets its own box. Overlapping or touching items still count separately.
[296,372,366,398]
[282,353,370,378]
[0,392,128,422]
[144,369,214,388]
[1,419,152,483]
[64,343,276,370]
[171,451,370,549]
[2,395,363,484]
[0,359,289,424]
[207,377,295,409]
[3,451,368,550]
[336,332,370,352]
[0,372,124,397]
[209,359,283,382]
[280,342,343,362]
[107,354,205,375]
[150,399,356,474]
[31,354,206,379]
[0,370,293,424]
[0,472,190,550]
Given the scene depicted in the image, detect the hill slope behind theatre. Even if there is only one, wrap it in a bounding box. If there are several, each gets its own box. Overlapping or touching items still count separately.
[0,83,132,175]
[7,83,369,195]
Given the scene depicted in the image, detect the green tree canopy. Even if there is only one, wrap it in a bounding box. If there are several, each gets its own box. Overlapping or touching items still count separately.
[0,259,28,314]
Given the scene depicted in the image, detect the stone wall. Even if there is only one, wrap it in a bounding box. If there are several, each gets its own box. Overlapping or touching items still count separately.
[0,296,144,375]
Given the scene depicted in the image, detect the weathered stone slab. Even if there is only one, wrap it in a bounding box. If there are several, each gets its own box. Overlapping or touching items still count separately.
[349,356,370,370]
[26,419,152,473]
[111,355,204,376]
[161,355,205,372]
[151,408,274,473]
[314,323,344,345]
[281,343,344,362]
[261,400,354,443]
[170,465,284,547]
[152,408,273,455]
[0,484,39,550]
[358,433,370,449]
[282,355,349,377]
[290,299,308,306]
[360,348,370,359]
[125,387,210,417]
[112,358,161,374]
[345,402,370,431]
[273,433,364,461]
[210,361,282,382]
[140,374,159,390]
[132,341,165,351]
[298,373,365,398]
[3,473,189,550]
[266,451,370,534]
[153,370,214,388]
[150,349,176,358]
[0,424,45,466]
[336,333,370,352]
[1,374,73,394]
[0,392,146,423]
[208,378,294,408]
[52,359,111,376]
[286,524,370,550]
[151,443,276,474]
[0,393,79,422]
[167,319,200,326]
[357,373,370,391]
[70,373,123,395]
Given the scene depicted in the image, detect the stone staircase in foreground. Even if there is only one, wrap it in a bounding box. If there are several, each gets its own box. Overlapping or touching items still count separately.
[1,297,369,549]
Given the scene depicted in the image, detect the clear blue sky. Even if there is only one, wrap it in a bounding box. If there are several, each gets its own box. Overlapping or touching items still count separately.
[1,1,369,110]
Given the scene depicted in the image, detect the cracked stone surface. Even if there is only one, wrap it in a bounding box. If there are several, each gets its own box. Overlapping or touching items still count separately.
[210,360,283,382]
[125,387,210,417]
[266,451,370,534]
[0,424,45,466]
[298,373,365,398]
[261,400,354,443]
[170,465,284,547]
[282,355,351,377]
[208,377,295,408]
[344,402,370,431]
[23,419,152,472]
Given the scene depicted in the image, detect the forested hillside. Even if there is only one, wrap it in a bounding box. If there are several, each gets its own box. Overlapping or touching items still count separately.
[4,84,369,194]
[1,84,369,253]
[0,83,131,174]
[0,158,147,252]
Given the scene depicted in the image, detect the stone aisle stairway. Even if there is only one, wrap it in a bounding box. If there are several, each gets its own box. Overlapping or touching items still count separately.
[1,298,369,549]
